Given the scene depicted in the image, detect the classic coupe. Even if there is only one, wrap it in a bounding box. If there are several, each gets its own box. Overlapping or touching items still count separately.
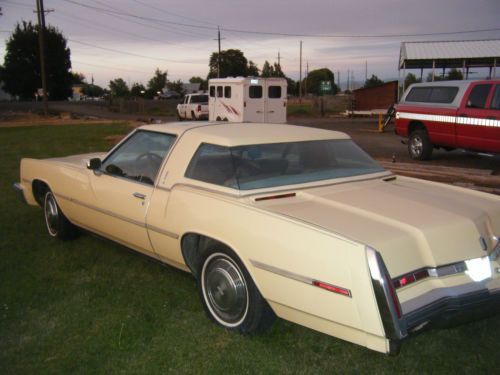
[14,122,500,354]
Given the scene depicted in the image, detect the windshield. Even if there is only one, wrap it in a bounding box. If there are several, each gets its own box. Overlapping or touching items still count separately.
[185,139,385,190]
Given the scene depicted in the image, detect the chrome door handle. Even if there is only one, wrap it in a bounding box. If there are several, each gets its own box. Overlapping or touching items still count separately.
[133,192,146,200]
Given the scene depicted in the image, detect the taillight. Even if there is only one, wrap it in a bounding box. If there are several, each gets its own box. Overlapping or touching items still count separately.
[393,269,429,289]
[197,105,201,112]
[244,101,246,107]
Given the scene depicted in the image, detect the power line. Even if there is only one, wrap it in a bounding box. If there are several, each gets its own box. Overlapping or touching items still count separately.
[67,38,205,64]
[60,0,500,39]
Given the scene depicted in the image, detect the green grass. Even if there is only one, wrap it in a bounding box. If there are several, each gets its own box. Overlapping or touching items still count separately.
[1,123,499,374]
[287,103,313,117]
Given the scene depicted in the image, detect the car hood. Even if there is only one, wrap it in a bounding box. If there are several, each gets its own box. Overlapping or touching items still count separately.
[255,176,500,276]
[47,152,107,169]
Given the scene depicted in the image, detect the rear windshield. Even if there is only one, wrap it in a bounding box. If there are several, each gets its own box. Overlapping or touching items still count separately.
[185,139,385,190]
[405,86,458,104]
[190,95,208,103]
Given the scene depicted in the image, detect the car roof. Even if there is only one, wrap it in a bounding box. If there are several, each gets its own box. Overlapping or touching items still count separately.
[139,122,350,146]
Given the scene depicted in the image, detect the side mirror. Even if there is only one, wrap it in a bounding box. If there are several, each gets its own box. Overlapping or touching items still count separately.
[87,158,102,170]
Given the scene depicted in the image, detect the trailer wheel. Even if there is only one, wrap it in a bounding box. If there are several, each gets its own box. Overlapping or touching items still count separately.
[223,118,228,122]
[216,116,222,121]
[408,129,433,160]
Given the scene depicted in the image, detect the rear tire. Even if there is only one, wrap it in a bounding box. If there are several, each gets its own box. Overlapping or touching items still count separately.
[197,245,275,334]
[44,190,77,240]
[408,129,433,160]
[191,111,198,121]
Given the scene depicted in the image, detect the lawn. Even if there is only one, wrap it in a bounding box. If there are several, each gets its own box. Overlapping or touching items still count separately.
[1,123,499,374]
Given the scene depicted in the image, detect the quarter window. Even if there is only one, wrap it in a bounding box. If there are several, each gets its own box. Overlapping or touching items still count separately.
[102,131,176,185]
[466,84,492,109]
[249,85,263,99]
[268,86,282,99]
[405,86,458,103]
[490,85,500,110]
[185,144,236,188]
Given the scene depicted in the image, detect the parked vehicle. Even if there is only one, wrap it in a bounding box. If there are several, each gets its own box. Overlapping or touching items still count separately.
[14,122,500,354]
[395,80,500,160]
[208,77,287,123]
[160,90,181,100]
[177,93,209,120]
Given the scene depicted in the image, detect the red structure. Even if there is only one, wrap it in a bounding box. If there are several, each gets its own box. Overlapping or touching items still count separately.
[353,81,398,111]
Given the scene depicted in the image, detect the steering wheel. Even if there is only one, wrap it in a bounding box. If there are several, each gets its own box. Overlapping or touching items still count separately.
[134,152,163,181]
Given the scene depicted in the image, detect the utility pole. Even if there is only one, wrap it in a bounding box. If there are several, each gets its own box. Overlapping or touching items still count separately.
[35,0,52,115]
[299,40,303,103]
[215,26,224,78]
[347,69,350,91]
[337,71,340,91]
[365,60,368,82]
[305,61,309,96]
[277,50,281,66]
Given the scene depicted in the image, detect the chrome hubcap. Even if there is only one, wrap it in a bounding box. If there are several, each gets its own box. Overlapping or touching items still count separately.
[203,254,248,326]
[44,193,58,236]
[410,136,423,156]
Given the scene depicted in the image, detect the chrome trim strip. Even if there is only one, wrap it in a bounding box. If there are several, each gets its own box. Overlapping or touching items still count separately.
[366,246,407,340]
[397,111,500,128]
[22,178,32,184]
[13,182,27,204]
[250,259,352,298]
[147,225,179,239]
[55,193,146,228]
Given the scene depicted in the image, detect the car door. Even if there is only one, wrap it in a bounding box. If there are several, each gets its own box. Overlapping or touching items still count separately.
[245,82,265,122]
[87,130,176,255]
[456,82,499,152]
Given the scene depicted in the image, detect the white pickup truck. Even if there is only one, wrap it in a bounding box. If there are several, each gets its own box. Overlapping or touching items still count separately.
[176,93,209,121]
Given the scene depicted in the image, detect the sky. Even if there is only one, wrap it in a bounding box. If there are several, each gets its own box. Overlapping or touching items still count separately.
[1,0,499,89]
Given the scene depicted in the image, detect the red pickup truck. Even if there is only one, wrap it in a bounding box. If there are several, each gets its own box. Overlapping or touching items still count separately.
[395,80,500,160]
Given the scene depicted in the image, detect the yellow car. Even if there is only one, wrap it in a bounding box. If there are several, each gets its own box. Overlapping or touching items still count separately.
[14,122,500,354]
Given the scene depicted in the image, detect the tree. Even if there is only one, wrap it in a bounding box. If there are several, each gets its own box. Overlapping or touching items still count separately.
[247,60,259,76]
[130,83,146,97]
[109,78,129,97]
[304,68,338,95]
[208,49,257,78]
[189,76,207,90]
[81,84,104,98]
[364,74,384,88]
[404,73,420,88]
[1,21,72,100]
[426,72,444,82]
[167,79,184,95]
[446,69,463,80]
[147,68,167,96]
[261,61,274,77]
[71,72,86,84]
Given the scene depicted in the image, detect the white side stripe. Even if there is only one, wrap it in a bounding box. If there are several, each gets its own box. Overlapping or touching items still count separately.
[396,112,500,128]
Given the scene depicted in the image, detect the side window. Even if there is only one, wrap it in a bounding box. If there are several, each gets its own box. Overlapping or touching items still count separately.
[102,131,176,185]
[428,87,458,103]
[268,86,282,99]
[466,84,492,109]
[249,85,263,99]
[217,86,223,98]
[185,144,236,188]
[406,87,431,102]
[490,85,500,110]
[224,86,231,98]
[209,86,215,97]
[184,96,189,104]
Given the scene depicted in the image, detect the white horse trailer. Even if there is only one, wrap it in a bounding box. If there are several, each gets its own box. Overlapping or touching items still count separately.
[208,77,287,123]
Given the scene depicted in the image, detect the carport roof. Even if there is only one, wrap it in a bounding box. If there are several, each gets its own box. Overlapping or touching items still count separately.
[399,39,500,69]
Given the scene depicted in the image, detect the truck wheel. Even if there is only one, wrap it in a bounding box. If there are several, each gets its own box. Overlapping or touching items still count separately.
[191,111,198,121]
[177,111,183,121]
[408,129,433,160]
[44,190,77,240]
[197,245,275,334]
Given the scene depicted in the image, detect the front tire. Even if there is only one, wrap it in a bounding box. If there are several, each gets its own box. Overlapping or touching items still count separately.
[44,191,77,240]
[197,246,275,334]
[408,129,433,160]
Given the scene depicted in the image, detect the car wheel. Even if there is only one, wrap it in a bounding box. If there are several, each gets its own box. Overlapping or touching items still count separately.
[44,190,77,240]
[197,246,275,334]
[177,111,183,121]
[408,129,433,160]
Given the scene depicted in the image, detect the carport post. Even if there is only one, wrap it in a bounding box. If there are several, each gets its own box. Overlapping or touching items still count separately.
[402,61,406,94]
[432,60,435,82]
[494,58,497,79]
[462,60,466,80]
[397,67,401,101]
[420,68,423,81]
